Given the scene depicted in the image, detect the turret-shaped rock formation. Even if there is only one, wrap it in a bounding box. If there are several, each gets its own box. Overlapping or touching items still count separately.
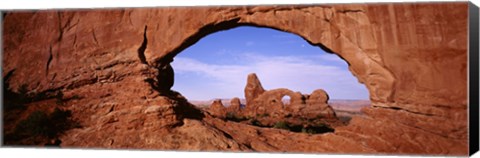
[244,73,265,107]
[241,73,337,120]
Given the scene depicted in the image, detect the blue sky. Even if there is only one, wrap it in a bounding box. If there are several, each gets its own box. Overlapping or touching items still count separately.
[171,26,369,100]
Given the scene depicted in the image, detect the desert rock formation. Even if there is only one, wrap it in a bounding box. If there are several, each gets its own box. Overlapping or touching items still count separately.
[209,73,339,129]
[2,2,469,155]
[226,97,242,114]
[306,89,336,118]
[208,99,227,119]
[244,73,266,107]
[241,73,337,120]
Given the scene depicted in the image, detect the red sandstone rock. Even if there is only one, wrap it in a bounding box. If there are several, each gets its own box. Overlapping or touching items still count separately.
[244,73,265,107]
[226,97,242,114]
[241,74,337,120]
[304,89,336,119]
[225,73,341,129]
[208,99,227,119]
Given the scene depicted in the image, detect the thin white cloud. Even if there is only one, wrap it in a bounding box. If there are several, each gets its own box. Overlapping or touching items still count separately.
[171,53,368,100]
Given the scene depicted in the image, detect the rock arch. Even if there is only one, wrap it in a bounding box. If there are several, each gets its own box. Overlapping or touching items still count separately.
[149,4,466,153]
[242,73,337,119]
[250,88,303,115]
[145,15,394,104]
[281,95,292,107]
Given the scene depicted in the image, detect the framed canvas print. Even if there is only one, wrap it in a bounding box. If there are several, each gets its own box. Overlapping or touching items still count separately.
[1,0,479,157]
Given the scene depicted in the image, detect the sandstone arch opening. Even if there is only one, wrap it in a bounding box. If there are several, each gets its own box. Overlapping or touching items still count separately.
[169,26,369,132]
[170,26,369,100]
[281,95,291,107]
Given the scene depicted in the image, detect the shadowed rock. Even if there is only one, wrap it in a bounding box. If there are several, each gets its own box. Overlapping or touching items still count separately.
[157,63,174,93]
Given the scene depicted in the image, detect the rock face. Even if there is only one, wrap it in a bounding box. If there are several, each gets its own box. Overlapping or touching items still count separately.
[226,97,242,114]
[244,73,266,107]
[208,99,227,119]
[239,73,338,123]
[305,89,336,118]
[220,73,342,131]
[2,2,469,155]
[242,73,337,120]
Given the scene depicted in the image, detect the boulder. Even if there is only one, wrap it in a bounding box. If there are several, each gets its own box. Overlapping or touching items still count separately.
[208,99,227,119]
[305,89,336,119]
[226,97,242,114]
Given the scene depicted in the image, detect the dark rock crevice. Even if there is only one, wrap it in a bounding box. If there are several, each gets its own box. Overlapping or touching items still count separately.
[336,9,364,14]
[56,12,78,42]
[57,12,64,42]
[46,45,53,77]
[137,25,148,64]
[92,29,100,46]
[371,105,437,117]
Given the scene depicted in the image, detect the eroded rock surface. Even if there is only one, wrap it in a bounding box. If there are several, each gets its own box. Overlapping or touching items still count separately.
[226,97,242,114]
[2,2,469,155]
[244,73,266,107]
[305,89,336,119]
[224,73,339,129]
[240,73,337,121]
[208,99,227,119]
